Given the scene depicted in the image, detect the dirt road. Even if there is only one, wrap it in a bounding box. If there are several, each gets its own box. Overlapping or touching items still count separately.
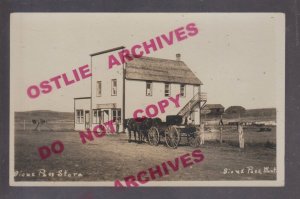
[14,130,276,183]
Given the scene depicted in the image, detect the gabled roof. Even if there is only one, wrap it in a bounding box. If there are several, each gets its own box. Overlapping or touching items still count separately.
[125,56,203,85]
[204,104,225,109]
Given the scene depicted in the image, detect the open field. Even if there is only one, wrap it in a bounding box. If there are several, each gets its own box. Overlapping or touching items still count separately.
[14,110,277,183]
[14,128,276,182]
[204,108,276,124]
[204,125,276,146]
[15,110,74,132]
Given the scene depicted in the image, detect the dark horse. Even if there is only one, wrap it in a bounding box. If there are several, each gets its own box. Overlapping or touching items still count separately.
[124,117,158,143]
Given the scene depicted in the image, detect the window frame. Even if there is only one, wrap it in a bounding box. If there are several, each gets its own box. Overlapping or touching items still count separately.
[111,79,117,96]
[92,109,102,124]
[146,81,153,96]
[164,83,171,97]
[96,81,102,97]
[180,84,186,97]
[112,109,122,123]
[76,109,84,124]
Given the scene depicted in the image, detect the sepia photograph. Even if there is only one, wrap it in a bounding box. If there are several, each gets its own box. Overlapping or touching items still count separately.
[10,13,285,187]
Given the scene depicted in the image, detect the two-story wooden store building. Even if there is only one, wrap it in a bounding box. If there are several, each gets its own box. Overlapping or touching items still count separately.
[74,48,207,131]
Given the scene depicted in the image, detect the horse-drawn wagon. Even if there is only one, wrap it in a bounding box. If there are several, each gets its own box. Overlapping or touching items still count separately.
[125,115,200,149]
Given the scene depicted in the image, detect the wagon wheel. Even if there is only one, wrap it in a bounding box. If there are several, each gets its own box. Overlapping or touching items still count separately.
[188,133,200,148]
[148,127,160,146]
[165,125,180,149]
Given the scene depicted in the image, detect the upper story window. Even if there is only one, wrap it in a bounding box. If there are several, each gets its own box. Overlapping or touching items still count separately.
[96,81,102,97]
[180,84,185,97]
[111,79,117,96]
[146,81,152,96]
[76,110,84,124]
[165,83,170,97]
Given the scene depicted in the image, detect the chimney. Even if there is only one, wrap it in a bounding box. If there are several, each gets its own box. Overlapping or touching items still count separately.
[176,53,181,61]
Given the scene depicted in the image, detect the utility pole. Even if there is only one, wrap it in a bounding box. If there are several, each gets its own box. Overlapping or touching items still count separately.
[199,86,201,126]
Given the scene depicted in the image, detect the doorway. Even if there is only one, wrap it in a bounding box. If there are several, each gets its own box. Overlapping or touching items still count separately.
[101,109,110,124]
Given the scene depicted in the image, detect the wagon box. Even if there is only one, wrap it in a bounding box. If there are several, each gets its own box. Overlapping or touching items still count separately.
[166,115,183,125]
[146,115,199,149]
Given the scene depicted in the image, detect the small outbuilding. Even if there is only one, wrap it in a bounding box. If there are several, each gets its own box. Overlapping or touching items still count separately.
[202,104,225,116]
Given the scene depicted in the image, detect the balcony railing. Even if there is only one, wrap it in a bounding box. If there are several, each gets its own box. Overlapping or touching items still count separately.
[200,92,207,101]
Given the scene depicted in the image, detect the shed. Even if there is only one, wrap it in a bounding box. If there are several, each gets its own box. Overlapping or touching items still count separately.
[203,104,225,115]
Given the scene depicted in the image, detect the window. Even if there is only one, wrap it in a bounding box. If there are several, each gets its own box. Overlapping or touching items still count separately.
[146,81,152,96]
[165,83,170,97]
[180,84,185,97]
[93,109,102,124]
[112,109,121,123]
[96,81,102,97]
[76,110,84,123]
[111,79,117,96]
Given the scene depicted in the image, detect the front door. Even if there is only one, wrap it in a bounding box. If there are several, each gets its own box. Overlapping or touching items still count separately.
[85,111,90,129]
[101,109,110,124]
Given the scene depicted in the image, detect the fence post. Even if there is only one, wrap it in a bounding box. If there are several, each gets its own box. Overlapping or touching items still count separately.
[220,127,223,144]
[238,124,245,149]
[200,123,205,145]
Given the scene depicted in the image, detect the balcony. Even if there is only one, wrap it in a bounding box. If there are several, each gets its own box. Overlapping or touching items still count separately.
[199,92,207,102]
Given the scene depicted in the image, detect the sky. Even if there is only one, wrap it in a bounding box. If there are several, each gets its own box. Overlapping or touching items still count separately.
[10,13,285,112]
